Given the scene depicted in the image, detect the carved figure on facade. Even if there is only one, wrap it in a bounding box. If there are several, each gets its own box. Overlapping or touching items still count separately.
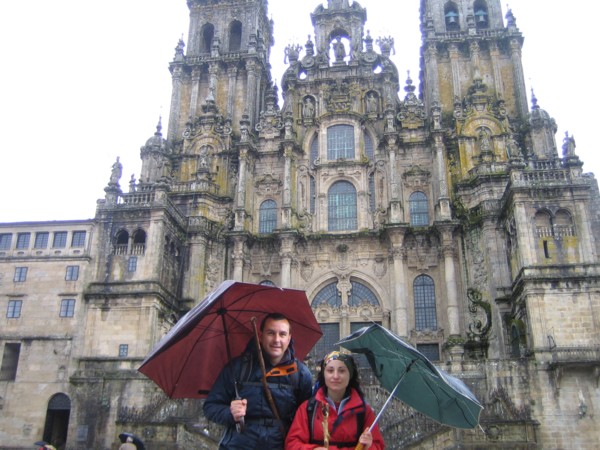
[562,131,576,158]
[376,36,395,58]
[366,91,378,114]
[332,36,346,63]
[302,96,315,121]
[109,157,123,186]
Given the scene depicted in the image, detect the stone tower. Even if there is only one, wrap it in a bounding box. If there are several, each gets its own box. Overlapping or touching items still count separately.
[1,1,599,449]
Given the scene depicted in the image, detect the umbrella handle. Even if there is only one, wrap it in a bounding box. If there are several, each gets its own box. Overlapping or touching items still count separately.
[234,383,245,433]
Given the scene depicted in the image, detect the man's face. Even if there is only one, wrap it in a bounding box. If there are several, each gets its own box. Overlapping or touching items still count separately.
[260,318,292,365]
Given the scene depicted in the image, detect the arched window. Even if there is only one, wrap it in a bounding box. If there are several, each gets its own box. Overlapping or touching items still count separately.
[348,281,380,307]
[114,230,129,255]
[201,23,215,53]
[328,181,357,231]
[444,2,460,30]
[229,20,242,52]
[327,125,354,160]
[414,275,437,330]
[312,282,341,308]
[474,1,489,29]
[409,191,429,226]
[132,229,146,255]
[259,199,277,234]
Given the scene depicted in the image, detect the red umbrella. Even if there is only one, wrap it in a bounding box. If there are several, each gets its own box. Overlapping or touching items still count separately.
[138,280,322,399]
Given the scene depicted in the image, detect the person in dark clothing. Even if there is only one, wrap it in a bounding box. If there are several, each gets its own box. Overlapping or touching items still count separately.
[203,312,313,450]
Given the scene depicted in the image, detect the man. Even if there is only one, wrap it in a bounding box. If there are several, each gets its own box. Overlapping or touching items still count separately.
[203,312,313,449]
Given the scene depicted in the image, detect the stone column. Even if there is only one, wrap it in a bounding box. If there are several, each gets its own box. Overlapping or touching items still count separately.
[441,229,460,335]
[189,67,201,119]
[227,65,238,118]
[245,60,259,127]
[282,145,293,228]
[434,133,451,220]
[279,234,295,287]
[235,149,248,230]
[449,43,461,100]
[185,235,207,299]
[167,65,183,141]
[489,42,504,98]
[509,38,529,120]
[232,236,245,281]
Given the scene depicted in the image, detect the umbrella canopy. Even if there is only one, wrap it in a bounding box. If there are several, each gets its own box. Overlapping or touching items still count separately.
[118,432,146,450]
[138,280,322,399]
[336,323,482,429]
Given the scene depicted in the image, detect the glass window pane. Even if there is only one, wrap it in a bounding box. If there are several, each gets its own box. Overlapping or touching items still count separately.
[417,343,440,361]
[348,281,380,307]
[53,232,68,248]
[72,231,86,247]
[14,267,27,282]
[0,234,12,250]
[309,323,340,365]
[0,343,21,381]
[328,181,357,231]
[60,299,75,317]
[34,232,49,249]
[7,300,22,318]
[410,192,429,226]
[414,275,437,330]
[66,266,79,281]
[16,233,30,249]
[312,283,341,308]
[259,200,277,234]
[327,125,354,160]
[128,256,137,272]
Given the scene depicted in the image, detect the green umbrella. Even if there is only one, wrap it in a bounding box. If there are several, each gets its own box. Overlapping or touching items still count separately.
[336,324,483,430]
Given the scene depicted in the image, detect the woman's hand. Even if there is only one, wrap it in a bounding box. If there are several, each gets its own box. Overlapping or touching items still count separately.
[230,398,247,422]
[358,428,373,448]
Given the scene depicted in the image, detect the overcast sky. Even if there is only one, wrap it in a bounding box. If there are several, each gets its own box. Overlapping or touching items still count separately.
[0,0,596,223]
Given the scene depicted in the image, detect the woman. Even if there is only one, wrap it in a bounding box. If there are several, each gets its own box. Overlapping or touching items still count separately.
[285,351,384,450]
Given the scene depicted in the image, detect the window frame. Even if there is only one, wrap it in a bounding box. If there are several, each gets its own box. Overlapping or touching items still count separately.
[0,233,12,250]
[65,265,79,281]
[327,124,355,160]
[13,267,28,282]
[52,231,68,248]
[59,299,76,318]
[7,300,22,318]
[34,232,49,249]
[127,256,138,272]
[16,233,31,250]
[409,191,430,227]
[258,199,278,234]
[414,274,438,331]
[328,180,358,231]
[71,231,86,247]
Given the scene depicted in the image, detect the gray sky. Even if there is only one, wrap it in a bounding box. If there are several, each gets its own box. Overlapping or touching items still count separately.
[0,0,596,222]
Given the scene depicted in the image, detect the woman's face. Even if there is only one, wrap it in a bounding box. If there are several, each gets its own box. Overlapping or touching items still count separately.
[323,359,350,397]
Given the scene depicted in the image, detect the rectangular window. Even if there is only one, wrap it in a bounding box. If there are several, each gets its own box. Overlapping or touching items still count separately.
[327,125,355,160]
[0,343,21,381]
[7,300,22,318]
[0,233,12,250]
[65,265,79,281]
[13,267,27,282]
[119,344,129,357]
[53,231,68,248]
[127,256,137,272]
[417,343,440,362]
[311,323,340,363]
[34,232,49,249]
[16,233,31,249]
[71,231,86,247]
[59,299,76,318]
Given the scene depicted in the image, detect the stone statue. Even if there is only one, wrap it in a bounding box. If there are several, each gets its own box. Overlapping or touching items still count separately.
[302,97,315,119]
[366,92,378,114]
[109,157,123,185]
[333,37,346,62]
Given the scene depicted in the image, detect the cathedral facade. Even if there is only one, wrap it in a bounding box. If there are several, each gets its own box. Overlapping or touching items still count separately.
[1,0,599,448]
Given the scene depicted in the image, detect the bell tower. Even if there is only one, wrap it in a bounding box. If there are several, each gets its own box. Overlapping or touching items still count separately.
[419,0,528,121]
[167,0,274,143]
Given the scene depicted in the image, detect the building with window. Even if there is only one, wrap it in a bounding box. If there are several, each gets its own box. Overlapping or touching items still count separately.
[1,0,599,449]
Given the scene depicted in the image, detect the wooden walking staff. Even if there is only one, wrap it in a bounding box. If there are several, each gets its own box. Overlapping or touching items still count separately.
[322,402,330,449]
[250,317,284,433]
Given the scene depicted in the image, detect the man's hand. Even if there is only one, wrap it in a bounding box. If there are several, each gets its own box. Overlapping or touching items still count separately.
[230,398,247,422]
